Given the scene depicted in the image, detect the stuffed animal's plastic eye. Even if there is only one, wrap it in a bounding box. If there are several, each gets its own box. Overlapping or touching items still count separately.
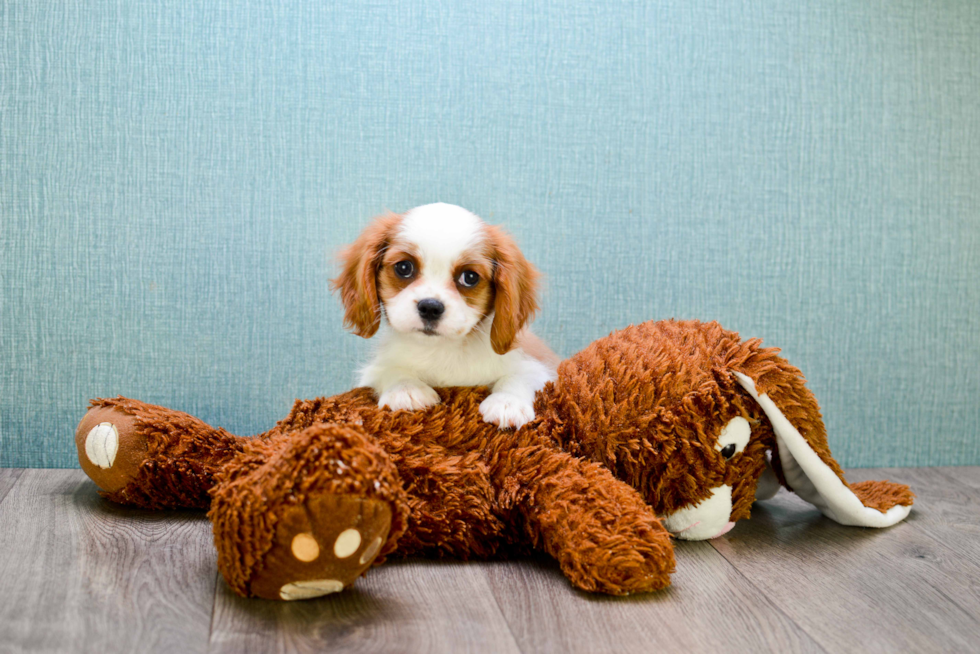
[720,443,737,460]
[457,270,480,287]
[394,261,415,279]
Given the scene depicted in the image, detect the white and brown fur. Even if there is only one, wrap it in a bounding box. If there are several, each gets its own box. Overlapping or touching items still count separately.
[332,203,559,428]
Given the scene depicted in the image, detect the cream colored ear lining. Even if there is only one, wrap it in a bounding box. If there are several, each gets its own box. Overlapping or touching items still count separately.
[734,372,911,528]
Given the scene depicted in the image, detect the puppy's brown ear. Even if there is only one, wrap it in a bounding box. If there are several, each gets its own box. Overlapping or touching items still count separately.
[330,213,401,338]
[487,225,540,355]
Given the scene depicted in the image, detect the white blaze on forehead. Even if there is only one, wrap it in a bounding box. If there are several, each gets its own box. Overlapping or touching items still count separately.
[398,203,485,279]
[380,203,490,339]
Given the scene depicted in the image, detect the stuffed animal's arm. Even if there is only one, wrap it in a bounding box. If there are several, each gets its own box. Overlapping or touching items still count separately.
[76,397,249,509]
[493,441,675,595]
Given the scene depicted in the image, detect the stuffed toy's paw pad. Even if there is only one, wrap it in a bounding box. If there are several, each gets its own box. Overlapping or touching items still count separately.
[247,493,393,601]
[75,402,148,493]
[479,392,534,429]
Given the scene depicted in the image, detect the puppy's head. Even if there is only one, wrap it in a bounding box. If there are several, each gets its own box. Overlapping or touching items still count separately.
[331,203,539,353]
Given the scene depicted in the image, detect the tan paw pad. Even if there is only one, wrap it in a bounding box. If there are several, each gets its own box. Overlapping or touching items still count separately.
[247,496,393,600]
[359,536,382,565]
[85,422,119,469]
[333,528,361,559]
[279,579,344,601]
[290,532,320,562]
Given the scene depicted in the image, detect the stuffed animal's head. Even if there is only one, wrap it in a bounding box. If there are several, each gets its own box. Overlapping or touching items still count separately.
[544,320,914,540]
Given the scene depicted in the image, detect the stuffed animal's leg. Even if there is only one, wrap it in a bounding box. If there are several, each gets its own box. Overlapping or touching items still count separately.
[498,443,675,595]
[389,443,511,560]
[76,397,248,509]
[209,422,409,600]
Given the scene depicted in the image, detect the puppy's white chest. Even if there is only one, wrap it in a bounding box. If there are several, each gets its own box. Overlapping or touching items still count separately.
[404,341,509,387]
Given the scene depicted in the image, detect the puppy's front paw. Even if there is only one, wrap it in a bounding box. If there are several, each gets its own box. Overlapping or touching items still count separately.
[479,392,535,429]
[378,382,441,412]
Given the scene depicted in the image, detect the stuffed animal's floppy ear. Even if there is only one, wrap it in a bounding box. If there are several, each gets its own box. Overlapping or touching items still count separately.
[733,371,913,528]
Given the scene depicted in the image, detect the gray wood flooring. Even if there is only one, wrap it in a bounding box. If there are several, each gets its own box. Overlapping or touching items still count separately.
[0,467,978,653]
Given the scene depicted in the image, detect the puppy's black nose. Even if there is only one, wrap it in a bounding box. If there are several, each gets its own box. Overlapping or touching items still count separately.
[417,298,445,322]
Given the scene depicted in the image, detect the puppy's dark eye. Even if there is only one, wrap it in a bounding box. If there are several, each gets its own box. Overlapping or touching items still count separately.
[720,443,737,460]
[394,261,415,279]
[457,270,480,288]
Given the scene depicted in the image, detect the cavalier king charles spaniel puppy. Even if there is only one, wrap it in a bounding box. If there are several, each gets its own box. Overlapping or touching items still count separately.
[332,203,559,429]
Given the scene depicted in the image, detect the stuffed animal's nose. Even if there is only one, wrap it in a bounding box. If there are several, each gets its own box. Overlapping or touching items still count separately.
[417,299,445,322]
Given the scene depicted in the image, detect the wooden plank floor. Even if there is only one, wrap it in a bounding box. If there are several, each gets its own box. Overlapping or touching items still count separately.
[1,467,978,653]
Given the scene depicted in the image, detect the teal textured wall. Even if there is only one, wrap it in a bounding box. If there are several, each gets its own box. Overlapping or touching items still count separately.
[2,1,978,468]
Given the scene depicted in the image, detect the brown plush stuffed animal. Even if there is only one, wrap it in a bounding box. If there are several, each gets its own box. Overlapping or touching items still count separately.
[75,320,913,601]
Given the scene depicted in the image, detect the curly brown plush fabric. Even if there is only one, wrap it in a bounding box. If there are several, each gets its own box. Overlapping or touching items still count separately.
[76,386,676,598]
[75,319,913,601]
[544,320,913,521]
[541,320,773,522]
[849,480,916,512]
[78,398,245,509]
[210,422,410,597]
